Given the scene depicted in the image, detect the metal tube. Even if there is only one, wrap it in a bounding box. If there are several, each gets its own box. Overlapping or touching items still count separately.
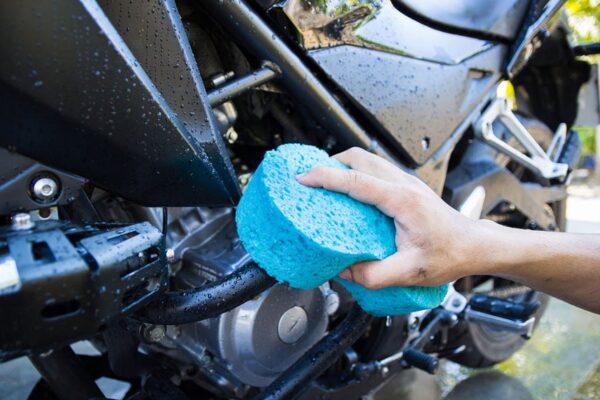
[204,0,397,161]
[29,347,104,400]
[136,262,275,325]
[208,61,281,106]
[253,305,373,400]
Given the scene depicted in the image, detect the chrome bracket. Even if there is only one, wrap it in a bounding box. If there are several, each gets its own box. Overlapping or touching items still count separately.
[474,97,568,180]
[441,284,468,314]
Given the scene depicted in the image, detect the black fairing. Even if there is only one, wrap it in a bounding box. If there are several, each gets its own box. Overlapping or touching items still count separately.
[0,0,239,207]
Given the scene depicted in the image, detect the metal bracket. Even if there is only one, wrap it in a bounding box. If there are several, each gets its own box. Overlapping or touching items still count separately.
[442,285,468,314]
[547,122,567,162]
[207,61,282,106]
[474,97,569,180]
[464,306,536,339]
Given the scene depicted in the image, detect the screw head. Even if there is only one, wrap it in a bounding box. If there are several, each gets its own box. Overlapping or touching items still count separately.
[166,248,176,263]
[224,127,238,144]
[278,306,308,344]
[142,324,166,343]
[381,366,390,377]
[324,290,340,316]
[12,213,34,230]
[31,176,59,202]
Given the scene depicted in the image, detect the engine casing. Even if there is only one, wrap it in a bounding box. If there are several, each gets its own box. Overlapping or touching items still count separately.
[152,207,329,388]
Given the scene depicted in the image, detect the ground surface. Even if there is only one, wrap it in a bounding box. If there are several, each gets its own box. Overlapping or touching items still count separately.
[1,183,599,399]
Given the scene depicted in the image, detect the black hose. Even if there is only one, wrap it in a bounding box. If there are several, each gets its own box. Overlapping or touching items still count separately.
[253,304,374,400]
[136,262,276,325]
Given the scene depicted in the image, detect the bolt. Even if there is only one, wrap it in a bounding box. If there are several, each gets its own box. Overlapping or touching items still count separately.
[452,298,462,308]
[142,324,166,343]
[31,176,59,202]
[12,213,34,230]
[238,174,250,187]
[224,127,238,144]
[381,366,390,377]
[166,248,175,263]
[210,71,234,87]
[278,306,308,344]
[324,289,340,316]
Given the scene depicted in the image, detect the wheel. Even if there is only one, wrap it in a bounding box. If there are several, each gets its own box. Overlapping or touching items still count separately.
[448,113,561,368]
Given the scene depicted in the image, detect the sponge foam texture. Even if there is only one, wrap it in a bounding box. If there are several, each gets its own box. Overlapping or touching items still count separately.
[236,144,447,315]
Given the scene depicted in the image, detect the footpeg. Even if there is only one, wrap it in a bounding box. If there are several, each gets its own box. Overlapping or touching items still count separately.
[464,295,538,339]
[402,349,439,374]
[469,294,540,319]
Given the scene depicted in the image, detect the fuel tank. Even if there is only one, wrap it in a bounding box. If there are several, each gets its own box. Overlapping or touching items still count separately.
[274,0,508,165]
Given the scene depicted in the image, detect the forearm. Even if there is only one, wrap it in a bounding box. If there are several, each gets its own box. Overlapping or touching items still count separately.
[473,221,600,313]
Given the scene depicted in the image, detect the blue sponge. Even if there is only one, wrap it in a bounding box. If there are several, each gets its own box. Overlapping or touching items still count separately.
[235,144,448,315]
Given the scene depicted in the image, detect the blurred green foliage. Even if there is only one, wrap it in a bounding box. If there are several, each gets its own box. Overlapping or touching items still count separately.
[567,0,600,160]
[567,0,600,43]
[575,126,597,158]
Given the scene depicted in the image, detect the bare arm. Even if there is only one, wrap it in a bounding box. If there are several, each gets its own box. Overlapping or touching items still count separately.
[296,147,600,314]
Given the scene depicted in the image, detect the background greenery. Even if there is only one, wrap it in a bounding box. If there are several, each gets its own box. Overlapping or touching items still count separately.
[567,0,600,162]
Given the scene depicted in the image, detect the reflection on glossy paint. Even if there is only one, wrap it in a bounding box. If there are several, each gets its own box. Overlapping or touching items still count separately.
[275,0,490,64]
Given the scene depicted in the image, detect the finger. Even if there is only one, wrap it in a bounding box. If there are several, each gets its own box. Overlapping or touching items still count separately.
[338,251,422,289]
[333,147,411,183]
[296,166,397,215]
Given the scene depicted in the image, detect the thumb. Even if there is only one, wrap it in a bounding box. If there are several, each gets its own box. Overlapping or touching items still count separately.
[338,252,416,290]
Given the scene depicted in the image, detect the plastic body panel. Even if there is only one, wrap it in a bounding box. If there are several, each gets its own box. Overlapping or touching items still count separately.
[0,0,239,206]
[310,45,506,165]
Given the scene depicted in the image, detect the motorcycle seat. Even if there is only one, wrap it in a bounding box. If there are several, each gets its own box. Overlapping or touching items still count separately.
[394,0,530,40]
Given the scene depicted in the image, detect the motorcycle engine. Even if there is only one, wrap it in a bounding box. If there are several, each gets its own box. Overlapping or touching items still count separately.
[143,207,334,390]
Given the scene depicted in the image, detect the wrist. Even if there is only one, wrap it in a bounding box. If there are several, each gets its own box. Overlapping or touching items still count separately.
[459,218,517,277]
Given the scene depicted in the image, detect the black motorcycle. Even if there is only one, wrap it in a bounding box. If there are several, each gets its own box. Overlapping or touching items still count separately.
[0,0,594,399]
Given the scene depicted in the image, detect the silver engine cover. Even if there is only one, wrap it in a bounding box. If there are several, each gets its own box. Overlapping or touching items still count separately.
[188,284,327,387]
[156,207,329,388]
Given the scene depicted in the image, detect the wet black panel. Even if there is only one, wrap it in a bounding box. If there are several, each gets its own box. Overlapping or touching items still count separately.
[0,0,239,206]
[310,45,506,165]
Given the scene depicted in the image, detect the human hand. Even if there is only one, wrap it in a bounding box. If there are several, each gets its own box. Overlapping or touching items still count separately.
[296,147,490,289]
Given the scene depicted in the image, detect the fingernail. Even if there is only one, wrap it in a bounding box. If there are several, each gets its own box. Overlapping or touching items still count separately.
[338,269,351,280]
[295,173,306,182]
